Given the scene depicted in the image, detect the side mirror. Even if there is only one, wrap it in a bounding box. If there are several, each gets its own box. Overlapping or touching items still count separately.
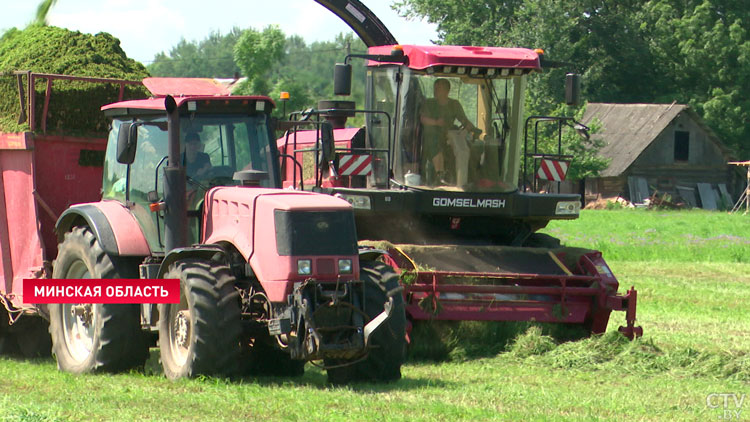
[333,63,352,96]
[116,122,137,164]
[320,121,335,164]
[565,73,581,106]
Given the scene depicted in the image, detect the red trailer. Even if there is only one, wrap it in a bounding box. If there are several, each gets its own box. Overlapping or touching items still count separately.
[0,72,142,355]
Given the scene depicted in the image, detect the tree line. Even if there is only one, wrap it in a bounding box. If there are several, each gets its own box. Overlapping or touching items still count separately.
[394,0,750,159]
[148,27,367,120]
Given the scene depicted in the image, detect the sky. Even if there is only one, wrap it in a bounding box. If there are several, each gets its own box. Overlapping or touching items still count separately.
[0,1,438,64]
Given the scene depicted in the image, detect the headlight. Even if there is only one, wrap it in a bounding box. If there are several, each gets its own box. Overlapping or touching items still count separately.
[334,193,371,210]
[297,259,312,275]
[338,259,353,274]
[555,200,581,215]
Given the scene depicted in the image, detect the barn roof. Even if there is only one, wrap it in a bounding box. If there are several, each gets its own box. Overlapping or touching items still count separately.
[581,103,731,177]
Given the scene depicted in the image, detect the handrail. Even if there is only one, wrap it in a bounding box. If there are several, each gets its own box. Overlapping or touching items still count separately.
[13,71,142,133]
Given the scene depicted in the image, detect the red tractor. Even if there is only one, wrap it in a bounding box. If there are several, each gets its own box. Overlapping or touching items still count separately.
[1,76,406,382]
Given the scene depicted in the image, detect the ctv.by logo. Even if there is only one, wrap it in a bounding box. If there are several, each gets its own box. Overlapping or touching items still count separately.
[707,393,745,420]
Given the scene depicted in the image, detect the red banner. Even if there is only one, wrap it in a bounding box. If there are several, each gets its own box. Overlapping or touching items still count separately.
[23,279,180,304]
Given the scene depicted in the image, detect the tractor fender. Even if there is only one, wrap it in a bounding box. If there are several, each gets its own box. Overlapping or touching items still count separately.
[157,245,227,278]
[55,201,150,257]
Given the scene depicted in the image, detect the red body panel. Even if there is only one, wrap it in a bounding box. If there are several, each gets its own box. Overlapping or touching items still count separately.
[143,77,233,97]
[33,135,109,258]
[277,128,361,188]
[0,132,108,308]
[202,187,359,302]
[367,44,542,71]
[0,134,42,309]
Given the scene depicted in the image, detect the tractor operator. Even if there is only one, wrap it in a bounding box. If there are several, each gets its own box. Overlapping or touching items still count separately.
[183,131,212,178]
[420,78,480,184]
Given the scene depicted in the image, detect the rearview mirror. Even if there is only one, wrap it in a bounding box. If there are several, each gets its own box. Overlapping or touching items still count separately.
[565,73,581,106]
[320,121,335,164]
[334,63,352,96]
[116,122,137,164]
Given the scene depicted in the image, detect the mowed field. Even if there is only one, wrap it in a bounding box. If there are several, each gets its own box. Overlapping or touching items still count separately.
[1,209,748,421]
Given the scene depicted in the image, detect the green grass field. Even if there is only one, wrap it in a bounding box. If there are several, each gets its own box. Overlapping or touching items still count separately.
[1,209,748,421]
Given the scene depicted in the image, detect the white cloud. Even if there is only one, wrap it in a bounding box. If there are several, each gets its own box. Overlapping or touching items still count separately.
[47,0,186,61]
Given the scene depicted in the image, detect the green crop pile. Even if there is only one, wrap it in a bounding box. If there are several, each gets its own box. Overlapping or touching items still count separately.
[0,25,149,136]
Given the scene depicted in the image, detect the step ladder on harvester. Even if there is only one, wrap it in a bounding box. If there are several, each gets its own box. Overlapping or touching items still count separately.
[730,161,750,214]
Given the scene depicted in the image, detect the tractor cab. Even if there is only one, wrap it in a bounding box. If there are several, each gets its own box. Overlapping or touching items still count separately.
[101,78,279,251]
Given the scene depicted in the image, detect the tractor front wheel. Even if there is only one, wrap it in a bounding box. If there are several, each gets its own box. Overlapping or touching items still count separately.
[49,227,148,373]
[327,261,406,383]
[158,259,242,379]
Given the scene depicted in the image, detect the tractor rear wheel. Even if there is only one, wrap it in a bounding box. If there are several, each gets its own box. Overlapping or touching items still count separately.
[49,227,148,373]
[327,261,406,383]
[158,259,241,379]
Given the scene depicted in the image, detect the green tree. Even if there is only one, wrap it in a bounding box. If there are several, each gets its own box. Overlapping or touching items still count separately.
[523,104,608,183]
[268,33,367,120]
[641,0,750,157]
[148,29,242,78]
[232,25,286,96]
[395,0,750,159]
[231,30,366,119]
[152,28,367,120]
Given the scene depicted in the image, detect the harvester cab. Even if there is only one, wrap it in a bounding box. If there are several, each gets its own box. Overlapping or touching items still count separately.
[279,45,584,244]
[46,78,406,382]
[277,42,641,340]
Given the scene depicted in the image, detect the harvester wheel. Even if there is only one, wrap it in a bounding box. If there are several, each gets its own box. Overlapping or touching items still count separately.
[524,233,562,248]
[327,261,406,383]
[158,259,241,379]
[49,227,148,373]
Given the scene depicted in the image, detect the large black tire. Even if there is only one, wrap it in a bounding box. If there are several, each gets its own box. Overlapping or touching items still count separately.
[158,259,242,379]
[327,261,406,384]
[0,307,20,356]
[524,233,562,248]
[13,316,52,358]
[241,338,305,377]
[49,227,148,373]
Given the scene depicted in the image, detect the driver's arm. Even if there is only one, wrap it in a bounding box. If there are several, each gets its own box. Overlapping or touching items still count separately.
[454,101,480,134]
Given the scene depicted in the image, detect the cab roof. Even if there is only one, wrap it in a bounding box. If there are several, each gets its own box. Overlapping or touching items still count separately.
[367,44,541,71]
[101,77,275,113]
[101,95,275,112]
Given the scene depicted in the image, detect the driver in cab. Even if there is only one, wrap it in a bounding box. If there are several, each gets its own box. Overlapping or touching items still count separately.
[420,78,480,184]
[183,131,212,178]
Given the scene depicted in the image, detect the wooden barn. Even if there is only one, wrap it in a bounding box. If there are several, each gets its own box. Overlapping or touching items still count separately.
[580,103,741,208]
